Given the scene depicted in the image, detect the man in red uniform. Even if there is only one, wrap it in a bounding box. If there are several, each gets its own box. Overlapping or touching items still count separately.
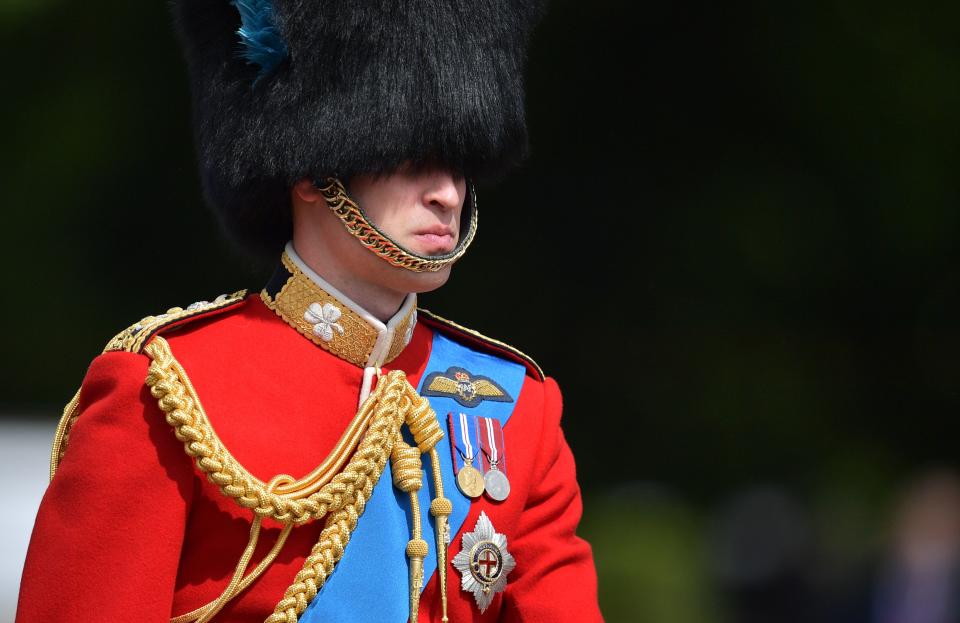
[17,1,602,621]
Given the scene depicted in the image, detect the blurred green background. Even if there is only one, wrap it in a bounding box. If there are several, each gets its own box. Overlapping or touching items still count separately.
[3,1,960,621]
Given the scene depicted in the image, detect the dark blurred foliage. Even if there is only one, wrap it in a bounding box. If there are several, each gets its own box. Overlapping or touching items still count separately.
[3,1,960,620]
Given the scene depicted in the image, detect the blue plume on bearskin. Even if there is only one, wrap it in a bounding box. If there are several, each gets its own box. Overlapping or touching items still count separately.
[230,0,288,78]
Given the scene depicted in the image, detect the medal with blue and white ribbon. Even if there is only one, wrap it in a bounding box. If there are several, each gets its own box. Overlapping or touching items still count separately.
[479,416,510,502]
[448,412,485,498]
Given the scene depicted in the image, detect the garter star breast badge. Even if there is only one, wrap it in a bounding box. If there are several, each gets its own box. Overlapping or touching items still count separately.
[452,511,516,612]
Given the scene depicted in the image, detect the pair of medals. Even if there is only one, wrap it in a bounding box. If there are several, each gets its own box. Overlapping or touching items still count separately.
[448,412,511,502]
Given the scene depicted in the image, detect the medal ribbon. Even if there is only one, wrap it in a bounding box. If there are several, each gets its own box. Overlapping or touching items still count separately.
[448,411,480,472]
[478,416,507,474]
[461,412,476,463]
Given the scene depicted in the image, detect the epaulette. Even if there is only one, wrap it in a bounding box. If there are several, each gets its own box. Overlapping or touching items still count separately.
[417,308,545,381]
[102,290,248,354]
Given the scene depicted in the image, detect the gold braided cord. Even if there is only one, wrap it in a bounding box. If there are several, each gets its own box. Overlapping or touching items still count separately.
[406,393,445,453]
[267,498,364,622]
[171,477,295,623]
[392,441,427,623]
[266,376,429,623]
[197,515,265,623]
[397,394,451,621]
[318,177,478,273]
[390,416,452,622]
[145,336,390,525]
[391,441,425,493]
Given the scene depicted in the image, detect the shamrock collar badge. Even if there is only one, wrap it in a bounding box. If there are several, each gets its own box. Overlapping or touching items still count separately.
[452,511,516,612]
[304,302,345,342]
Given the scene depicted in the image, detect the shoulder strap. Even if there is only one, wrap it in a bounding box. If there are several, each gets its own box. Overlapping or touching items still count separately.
[417,307,544,381]
[103,290,248,354]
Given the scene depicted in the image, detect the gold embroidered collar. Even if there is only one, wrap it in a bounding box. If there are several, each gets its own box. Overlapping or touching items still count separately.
[261,243,418,368]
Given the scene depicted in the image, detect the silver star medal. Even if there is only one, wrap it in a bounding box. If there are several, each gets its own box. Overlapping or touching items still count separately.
[452,511,516,612]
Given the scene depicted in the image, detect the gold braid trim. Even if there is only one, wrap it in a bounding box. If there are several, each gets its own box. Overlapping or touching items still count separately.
[144,336,400,525]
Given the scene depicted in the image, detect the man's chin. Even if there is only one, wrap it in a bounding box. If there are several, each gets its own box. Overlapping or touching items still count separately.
[387,263,453,294]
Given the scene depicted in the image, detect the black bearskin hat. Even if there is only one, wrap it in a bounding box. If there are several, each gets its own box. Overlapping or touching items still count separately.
[171,0,547,257]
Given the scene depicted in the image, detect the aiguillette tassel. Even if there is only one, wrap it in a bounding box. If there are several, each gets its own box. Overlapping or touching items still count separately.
[429,450,453,622]
[406,538,429,621]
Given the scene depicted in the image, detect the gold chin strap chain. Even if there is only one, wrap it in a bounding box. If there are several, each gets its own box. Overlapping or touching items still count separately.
[143,336,449,623]
[318,176,478,274]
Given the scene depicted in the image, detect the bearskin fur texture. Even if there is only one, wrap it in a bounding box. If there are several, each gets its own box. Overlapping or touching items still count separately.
[172,0,546,257]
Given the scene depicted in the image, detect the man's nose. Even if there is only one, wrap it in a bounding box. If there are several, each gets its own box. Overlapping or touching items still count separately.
[422,170,465,213]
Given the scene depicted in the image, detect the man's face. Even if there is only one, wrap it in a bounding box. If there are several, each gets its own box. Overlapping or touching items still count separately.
[291,164,468,298]
[347,165,466,258]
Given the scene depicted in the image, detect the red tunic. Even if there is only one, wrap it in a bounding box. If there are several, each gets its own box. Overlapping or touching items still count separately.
[16,292,601,622]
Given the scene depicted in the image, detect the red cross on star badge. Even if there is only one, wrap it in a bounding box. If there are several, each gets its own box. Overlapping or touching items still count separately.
[452,511,516,612]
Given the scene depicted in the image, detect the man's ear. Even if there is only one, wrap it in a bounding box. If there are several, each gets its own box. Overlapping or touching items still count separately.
[293,178,322,204]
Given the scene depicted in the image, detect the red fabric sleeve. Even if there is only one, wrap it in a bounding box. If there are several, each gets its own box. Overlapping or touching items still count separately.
[501,377,604,623]
[16,350,195,622]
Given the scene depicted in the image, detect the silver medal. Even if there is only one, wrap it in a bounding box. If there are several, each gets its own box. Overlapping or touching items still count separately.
[483,466,511,501]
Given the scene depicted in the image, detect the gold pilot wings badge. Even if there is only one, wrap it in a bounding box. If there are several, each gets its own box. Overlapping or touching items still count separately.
[422,366,514,408]
[452,511,516,612]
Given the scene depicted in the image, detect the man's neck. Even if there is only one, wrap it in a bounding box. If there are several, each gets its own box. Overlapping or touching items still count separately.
[288,242,407,323]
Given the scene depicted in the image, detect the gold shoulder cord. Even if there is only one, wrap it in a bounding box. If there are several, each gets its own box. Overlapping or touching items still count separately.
[51,294,451,623]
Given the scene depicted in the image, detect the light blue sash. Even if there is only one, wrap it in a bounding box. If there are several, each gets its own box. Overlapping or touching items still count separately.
[298,331,526,622]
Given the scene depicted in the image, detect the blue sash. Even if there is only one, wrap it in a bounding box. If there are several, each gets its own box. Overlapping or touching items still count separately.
[299,331,526,622]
